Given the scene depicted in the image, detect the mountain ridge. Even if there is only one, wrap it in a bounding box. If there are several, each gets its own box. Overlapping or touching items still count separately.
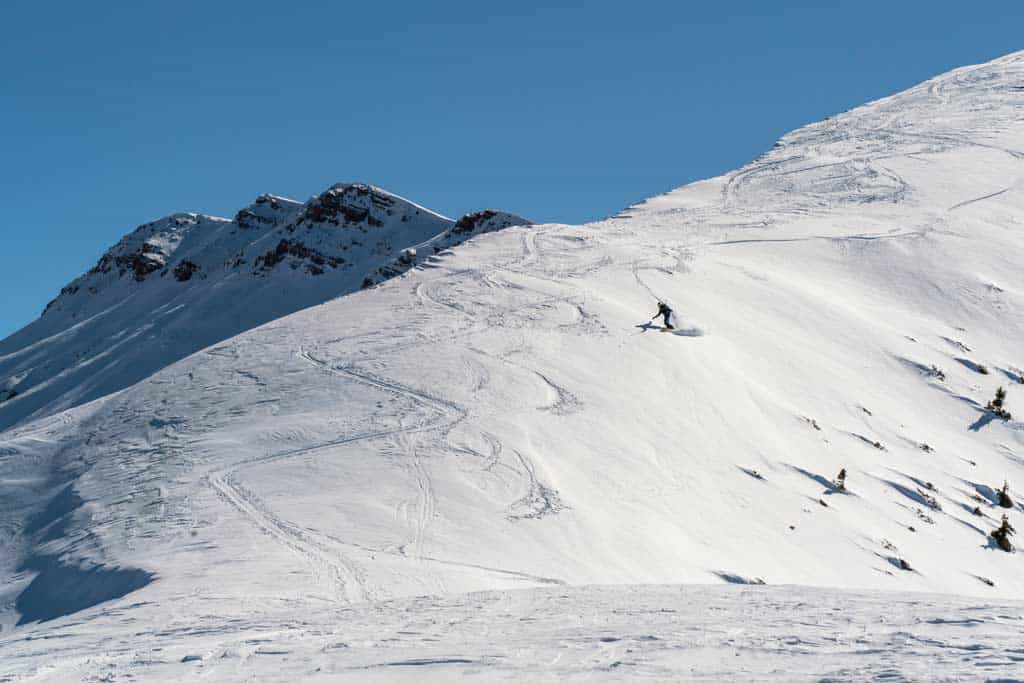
[0,182,530,432]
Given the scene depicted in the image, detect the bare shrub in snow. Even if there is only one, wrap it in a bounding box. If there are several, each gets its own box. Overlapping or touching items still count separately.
[918,488,941,511]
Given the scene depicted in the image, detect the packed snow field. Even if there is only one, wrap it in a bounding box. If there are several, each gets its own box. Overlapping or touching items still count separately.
[2,52,1024,680]
[3,586,1023,681]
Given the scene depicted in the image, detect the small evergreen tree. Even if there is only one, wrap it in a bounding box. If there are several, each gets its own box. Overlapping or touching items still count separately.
[991,514,1016,552]
[986,387,1012,420]
[997,481,1014,509]
[992,387,1006,409]
[834,468,847,492]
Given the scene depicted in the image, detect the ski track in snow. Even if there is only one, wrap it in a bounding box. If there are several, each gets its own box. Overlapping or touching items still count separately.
[205,227,577,601]
[947,186,1014,211]
[206,349,467,602]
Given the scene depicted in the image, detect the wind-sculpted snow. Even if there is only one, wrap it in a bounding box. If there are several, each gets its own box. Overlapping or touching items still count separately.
[3,51,1024,679]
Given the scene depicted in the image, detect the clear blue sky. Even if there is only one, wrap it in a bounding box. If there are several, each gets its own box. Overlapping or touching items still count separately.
[2,1,1021,338]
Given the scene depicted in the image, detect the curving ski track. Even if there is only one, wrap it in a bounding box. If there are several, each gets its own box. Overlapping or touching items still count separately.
[206,228,571,601]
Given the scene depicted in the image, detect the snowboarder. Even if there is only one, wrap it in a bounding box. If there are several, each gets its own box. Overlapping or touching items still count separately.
[652,302,674,330]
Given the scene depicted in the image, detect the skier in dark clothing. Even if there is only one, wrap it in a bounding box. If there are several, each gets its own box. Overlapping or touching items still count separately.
[652,302,674,330]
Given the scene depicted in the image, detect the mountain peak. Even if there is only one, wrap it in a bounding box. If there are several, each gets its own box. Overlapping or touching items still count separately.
[234,194,303,230]
[299,182,450,228]
[0,182,526,431]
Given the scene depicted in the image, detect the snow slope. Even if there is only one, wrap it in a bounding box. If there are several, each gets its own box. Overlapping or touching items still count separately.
[2,51,1024,679]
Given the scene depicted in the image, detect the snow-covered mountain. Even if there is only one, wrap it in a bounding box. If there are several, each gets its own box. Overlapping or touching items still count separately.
[0,184,529,431]
[2,52,1024,680]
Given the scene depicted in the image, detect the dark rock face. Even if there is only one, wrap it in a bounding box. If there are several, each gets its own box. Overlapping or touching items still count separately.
[452,210,499,235]
[173,260,200,282]
[450,210,530,236]
[43,284,79,314]
[236,194,289,229]
[254,239,345,275]
[302,184,392,226]
[125,249,165,282]
[235,209,265,229]
[0,388,16,403]
[87,241,166,283]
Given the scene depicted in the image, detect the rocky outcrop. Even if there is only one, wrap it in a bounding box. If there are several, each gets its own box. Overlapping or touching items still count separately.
[450,210,529,235]
[235,194,302,229]
[302,183,391,227]
[254,239,346,276]
[86,241,167,283]
[173,260,200,282]
[125,243,167,281]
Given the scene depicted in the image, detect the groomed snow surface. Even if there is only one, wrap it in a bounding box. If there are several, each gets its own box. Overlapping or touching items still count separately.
[3,52,1024,680]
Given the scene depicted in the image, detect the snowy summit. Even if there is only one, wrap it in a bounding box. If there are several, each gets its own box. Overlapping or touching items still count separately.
[2,51,1024,680]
